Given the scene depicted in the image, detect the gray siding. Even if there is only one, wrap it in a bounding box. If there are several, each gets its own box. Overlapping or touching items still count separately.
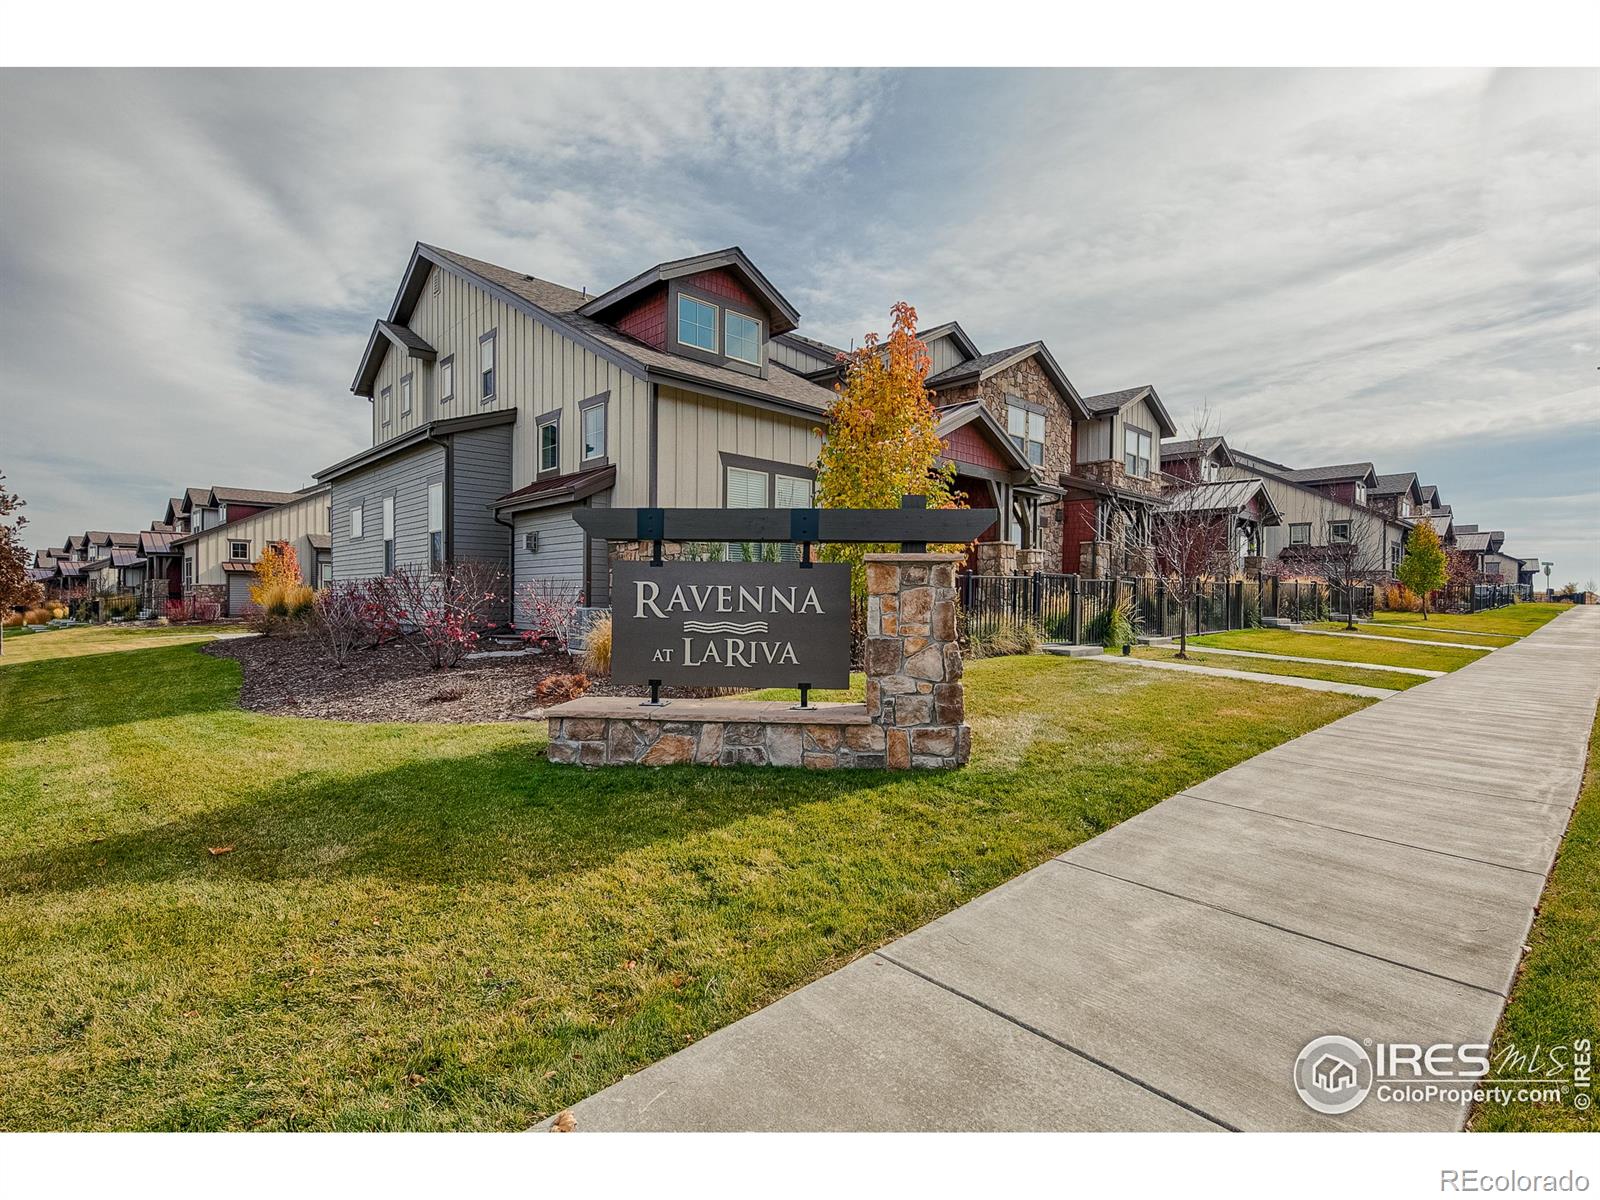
[769,338,836,374]
[227,573,256,617]
[654,385,822,506]
[451,424,513,564]
[329,442,445,581]
[1077,415,1112,464]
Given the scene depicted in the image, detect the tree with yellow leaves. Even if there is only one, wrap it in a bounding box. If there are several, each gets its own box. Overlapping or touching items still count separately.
[814,302,961,593]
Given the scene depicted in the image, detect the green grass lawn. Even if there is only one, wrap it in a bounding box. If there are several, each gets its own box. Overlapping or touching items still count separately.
[1364,603,1568,639]
[0,629,1367,1130]
[1190,628,1488,673]
[1472,704,1600,1133]
[0,624,241,667]
[1306,621,1514,648]
[1131,646,1425,690]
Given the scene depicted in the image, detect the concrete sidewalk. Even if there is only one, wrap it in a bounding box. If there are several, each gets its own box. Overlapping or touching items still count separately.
[551,608,1600,1132]
[1089,652,1400,699]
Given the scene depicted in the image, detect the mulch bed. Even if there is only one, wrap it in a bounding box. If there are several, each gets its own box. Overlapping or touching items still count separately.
[205,634,715,724]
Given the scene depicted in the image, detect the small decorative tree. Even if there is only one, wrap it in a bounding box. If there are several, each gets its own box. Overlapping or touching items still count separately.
[250,540,301,608]
[813,302,962,594]
[311,580,373,667]
[364,559,507,669]
[516,578,586,661]
[0,471,43,656]
[1395,520,1447,620]
[1318,508,1388,629]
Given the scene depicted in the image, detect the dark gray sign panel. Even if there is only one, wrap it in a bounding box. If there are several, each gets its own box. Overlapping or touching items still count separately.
[611,561,852,690]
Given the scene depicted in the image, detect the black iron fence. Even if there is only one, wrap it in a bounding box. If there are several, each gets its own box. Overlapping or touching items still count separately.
[1421,582,1534,614]
[961,573,1376,646]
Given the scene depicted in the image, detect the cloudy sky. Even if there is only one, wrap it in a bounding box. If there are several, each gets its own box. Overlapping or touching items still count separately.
[3,68,1596,582]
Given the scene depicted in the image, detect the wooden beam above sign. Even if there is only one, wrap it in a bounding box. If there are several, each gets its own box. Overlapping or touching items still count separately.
[572,506,998,545]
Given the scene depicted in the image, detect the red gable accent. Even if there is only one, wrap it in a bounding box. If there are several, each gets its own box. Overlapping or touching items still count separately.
[943,423,1007,470]
[683,267,757,308]
[615,289,668,349]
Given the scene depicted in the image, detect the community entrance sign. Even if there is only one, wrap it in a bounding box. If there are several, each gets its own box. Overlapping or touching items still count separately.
[611,560,851,690]
[548,499,996,771]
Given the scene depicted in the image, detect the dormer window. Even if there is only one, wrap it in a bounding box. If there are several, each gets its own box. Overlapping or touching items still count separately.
[725,311,761,365]
[677,295,718,352]
[1354,482,1367,505]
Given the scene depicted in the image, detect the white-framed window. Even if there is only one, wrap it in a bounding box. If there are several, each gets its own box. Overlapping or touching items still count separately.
[183,557,193,585]
[1330,521,1352,543]
[1390,541,1403,569]
[538,414,559,474]
[380,386,392,426]
[1354,483,1367,505]
[439,356,454,404]
[581,399,606,462]
[1397,496,1410,517]
[479,331,497,401]
[1123,425,1153,477]
[229,540,249,561]
[677,294,718,352]
[1289,522,1311,545]
[1006,400,1045,466]
[350,502,364,540]
[725,310,761,364]
[382,495,395,574]
[427,482,445,572]
[724,465,815,561]
[400,373,413,417]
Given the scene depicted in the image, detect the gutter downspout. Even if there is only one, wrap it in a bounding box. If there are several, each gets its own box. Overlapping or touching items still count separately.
[491,502,516,630]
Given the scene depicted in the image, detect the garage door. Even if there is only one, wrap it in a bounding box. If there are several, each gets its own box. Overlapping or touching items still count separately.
[227,573,257,616]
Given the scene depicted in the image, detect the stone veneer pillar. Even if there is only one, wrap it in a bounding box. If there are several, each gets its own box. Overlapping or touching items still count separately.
[863,552,971,769]
[972,541,1017,577]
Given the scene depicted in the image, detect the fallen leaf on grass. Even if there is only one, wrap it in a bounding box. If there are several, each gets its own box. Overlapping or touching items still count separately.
[207,846,234,857]
[405,1073,425,1088]
[550,1110,577,1133]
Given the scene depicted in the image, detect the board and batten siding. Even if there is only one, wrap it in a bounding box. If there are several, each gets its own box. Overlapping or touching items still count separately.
[768,338,837,375]
[653,385,823,506]
[1076,416,1113,465]
[450,424,514,563]
[186,488,332,586]
[925,333,969,378]
[330,443,444,581]
[367,263,650,506]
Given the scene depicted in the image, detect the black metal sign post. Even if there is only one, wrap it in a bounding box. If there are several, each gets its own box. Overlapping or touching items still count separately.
[578,498,998,710]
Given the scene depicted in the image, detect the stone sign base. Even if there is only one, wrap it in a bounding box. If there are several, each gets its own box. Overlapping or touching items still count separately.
[545,698,896,769]
[544,551,972,770]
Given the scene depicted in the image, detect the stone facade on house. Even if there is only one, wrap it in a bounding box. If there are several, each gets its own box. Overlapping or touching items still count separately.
[935,357,1074,572]
[544,552,971,770]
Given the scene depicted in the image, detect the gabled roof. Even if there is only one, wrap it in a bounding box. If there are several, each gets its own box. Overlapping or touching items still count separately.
[1078,385,1178,438]
[918,321,982,361]
[365,244,838,419]
[775,331,848,363]
[1161,478,1282,526]
[163,496,187,525]
[149,521,173,533]
[208,486,302,507]
[183,487,211,511]
[108,548,144,568]
[1278,462,1379,487]
[26,567,54,583]
[64,534,85,551]
[1454,523,1477,534]
[307,533,332,553]
[1160,436,1233,465]
[494,463,619,515]
[1455,532,1492,552]
[1418,484,1440,508]
[351,320,440,396]
[934,400,1037,475]
[576,247,800,336]
[1370,471,1422,501]
[923,341,1089,420]
[1423,513,1454,539]
[86,531,140,548]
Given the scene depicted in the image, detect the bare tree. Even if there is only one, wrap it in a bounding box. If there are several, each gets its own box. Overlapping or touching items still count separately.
[1312,505,1388,630]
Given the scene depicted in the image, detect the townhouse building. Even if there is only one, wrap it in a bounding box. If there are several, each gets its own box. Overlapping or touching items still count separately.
[174,484,332,615]
[315,244,1101,621]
